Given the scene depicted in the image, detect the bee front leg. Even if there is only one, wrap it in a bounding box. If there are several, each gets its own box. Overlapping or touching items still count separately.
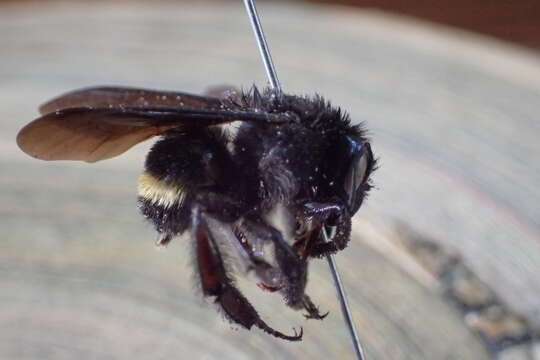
[234,221,326,320]
[232,225,284,291]
[191,207,302,341]
[239,218,309,310]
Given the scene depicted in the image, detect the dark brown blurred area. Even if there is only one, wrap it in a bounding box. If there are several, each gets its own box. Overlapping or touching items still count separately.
[2,1,540,359]
[308,0,540,50]
[2,0,539,51]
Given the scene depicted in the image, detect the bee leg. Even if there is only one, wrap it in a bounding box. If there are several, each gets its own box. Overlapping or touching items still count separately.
[293,222,323,261]
[252,259,283,292]
[192,208,302,341]
[240,219,308,310]
[232,226,284,291]
[302,295,329,320]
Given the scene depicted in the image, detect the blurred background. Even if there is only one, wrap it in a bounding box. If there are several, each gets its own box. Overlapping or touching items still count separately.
[1,1,539,359]
[310,0,540,50]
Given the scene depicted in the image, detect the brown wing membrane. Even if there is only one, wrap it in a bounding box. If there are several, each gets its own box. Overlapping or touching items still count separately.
[17,106,287,163]
[203,85,242,102]
[39,86,223,115]
[18,108,175,162]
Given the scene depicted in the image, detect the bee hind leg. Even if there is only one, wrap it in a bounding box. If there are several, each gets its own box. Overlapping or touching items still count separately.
[191,208,302,341]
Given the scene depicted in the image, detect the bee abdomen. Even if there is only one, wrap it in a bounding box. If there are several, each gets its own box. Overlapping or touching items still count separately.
[137,171,191,235]
[138,171,187,209]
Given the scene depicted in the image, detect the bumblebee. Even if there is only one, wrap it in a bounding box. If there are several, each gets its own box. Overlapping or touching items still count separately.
[17,85,375,341]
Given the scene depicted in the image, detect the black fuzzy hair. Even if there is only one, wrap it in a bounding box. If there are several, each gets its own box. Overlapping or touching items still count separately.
[225,86,367,141]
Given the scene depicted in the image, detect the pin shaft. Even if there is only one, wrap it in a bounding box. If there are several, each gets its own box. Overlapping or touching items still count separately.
[323,227,366,360]
[242,1,366,358]
[243,0,281,93]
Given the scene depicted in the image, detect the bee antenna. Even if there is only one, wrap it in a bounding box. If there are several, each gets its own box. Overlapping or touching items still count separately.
[242,1,367,359]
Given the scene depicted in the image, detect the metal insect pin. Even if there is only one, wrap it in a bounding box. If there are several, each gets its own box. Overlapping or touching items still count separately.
[242,0,368,358]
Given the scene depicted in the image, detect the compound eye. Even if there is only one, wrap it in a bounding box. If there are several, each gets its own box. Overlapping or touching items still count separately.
[343,141,373,212]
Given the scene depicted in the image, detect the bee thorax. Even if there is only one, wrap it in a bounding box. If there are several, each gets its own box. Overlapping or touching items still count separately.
[258,148,299,206]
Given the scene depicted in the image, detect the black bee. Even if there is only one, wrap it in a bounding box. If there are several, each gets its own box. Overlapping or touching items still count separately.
[17,85,375,341]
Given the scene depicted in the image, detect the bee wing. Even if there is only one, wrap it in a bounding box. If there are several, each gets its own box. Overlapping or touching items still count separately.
[39,86,223,115]
[17,106,283,163]
[203,85,242,101]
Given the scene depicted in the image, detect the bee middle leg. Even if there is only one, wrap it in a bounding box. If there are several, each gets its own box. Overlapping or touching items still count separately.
[191,207,302,341]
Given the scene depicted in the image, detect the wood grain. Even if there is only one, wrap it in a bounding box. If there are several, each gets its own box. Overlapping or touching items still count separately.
[1,1,539,359]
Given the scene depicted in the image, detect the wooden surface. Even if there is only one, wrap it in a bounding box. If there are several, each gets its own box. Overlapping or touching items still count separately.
[1,2,540,359]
